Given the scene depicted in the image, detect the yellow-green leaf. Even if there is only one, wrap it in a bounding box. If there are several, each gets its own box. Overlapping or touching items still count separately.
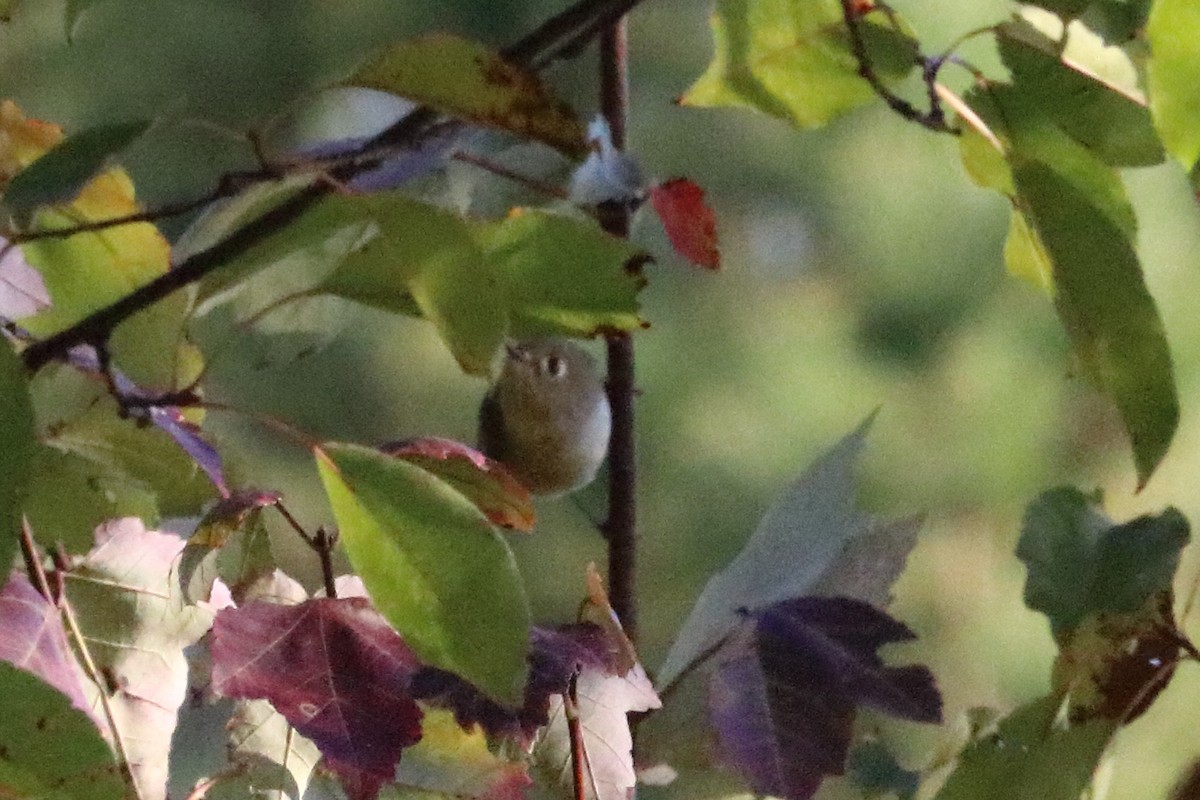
[347,33,586,156]
[681,0,918,128]
[315,443,531,705]
[1147,0,1200,170]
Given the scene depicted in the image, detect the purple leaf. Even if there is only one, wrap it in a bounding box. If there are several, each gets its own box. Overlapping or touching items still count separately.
[709,597,941,800]
[0,238,51,318]
[0,573,100,728]
[146,405,227,495]
[211,597,424,791]
[411,624,612,746]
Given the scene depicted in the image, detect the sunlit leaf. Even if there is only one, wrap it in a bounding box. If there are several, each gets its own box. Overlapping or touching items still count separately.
[681,0,918,128]
[1002,209,1053,295]
[1147,0,1200,170]
[0,662,125,800]
[346,33,586,156]
[997,17,1163,166]
[66,519,215,800]
[533,651,661,800]
[0,237,51,318]
[3,119,151,218]
[316,443,531,705]
[202,699,322,800]
[0,343,35,571]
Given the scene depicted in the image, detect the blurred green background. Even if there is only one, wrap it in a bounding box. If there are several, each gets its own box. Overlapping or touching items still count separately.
[4,0,1200,797]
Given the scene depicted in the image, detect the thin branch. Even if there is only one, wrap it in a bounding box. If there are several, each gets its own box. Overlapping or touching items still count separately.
[596,16,639,645]
[565,676,589,800]
[838,0,957,134]
[18,0,659,375]
[451,151,570,201]
[51,545,144,800]
[270,501,338,598]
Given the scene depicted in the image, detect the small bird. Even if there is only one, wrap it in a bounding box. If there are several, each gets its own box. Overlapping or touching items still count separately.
[478,339,611,496]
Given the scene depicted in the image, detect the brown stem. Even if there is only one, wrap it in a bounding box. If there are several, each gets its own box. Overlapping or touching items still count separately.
[565,676,589,800]
[313,527,339,599]
[18,519,54,601]
[596,18,639,645]
[451,151,570,201]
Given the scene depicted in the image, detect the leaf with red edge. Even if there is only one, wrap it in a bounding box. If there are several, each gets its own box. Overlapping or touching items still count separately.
[0,573,99,727]
[211,597,424,794]
[379,438,534,532]
[648,178,720,270]
[178,489,280,604]
[709,596,941,800]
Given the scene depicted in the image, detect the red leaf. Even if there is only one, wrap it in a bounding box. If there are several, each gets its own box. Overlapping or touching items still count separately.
[648,178,720,270]
[379,437,536,531]
[211,598,424,792]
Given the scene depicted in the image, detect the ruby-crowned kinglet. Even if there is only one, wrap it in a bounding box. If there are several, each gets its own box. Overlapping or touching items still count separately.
[478,339,611,495]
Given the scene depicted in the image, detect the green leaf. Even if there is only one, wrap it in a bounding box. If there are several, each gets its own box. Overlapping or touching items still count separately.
[1012,157,1177,486]
[1003,209,1053,294]
[0,662,125,800]
[1016,487,1188,636]
[934,696,1114,800]
[3,120,151,218]
[23,445,160,553]
[1147,0,1200,170]
[997,17,1163,166]
[658,415,897,689]
[0,344,35,574]
[319,195,506,375]
[681,0,918,128]
[479,208,645,339]
[347,33,586,156]
[315,442,531,705]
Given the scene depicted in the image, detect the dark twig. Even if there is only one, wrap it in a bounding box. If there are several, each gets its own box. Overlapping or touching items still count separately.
[311,528,339,599]
[271,501,339,598]
[451,151,571,201]
[596,17,639,645]
[838,0,957,134]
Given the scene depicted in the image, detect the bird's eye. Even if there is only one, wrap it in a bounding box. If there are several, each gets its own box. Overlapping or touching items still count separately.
[542,354,568,378]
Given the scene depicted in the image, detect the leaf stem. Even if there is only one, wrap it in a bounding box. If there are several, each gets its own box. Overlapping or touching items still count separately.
[566,676,588,800]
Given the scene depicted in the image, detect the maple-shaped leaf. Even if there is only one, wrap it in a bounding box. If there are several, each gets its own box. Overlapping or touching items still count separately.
[659,416,921,688]
[64,518,215,800]
[211,597,424,795]
[647,178,720,270]
[178,489,279,604]
[412,624,613,747]
[532,651,662,800]
[708,597,941,800]
[0,573,99,728]
[379,437,535,532]
[1017,487,1189,637]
